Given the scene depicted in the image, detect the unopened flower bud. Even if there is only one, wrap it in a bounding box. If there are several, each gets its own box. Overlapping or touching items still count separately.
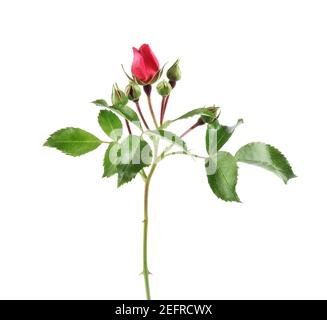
[156,80,172,97]
[167,59,181,83]
[111,83,128,106]
[200,106,221,124]
[132,44,160,85]
[125,81,141,102]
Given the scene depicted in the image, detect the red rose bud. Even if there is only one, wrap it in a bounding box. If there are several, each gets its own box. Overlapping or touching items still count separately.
[156,80,172,97]
[111,83,128,106]
[131,44,160,85]
[166,59,181,85]
[125,81,141,102]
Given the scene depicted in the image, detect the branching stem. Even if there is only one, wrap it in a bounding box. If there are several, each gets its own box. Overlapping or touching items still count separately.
[163,151,206,160]
[141,118,201,300]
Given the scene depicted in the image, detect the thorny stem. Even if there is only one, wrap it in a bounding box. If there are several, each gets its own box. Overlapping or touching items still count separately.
[143,162,157,300]
[141,121,202,300]
[142,135,159,300]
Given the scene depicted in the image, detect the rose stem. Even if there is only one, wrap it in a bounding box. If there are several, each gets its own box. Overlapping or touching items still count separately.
[162,95,170,122]
[141,116,202,300]
[180,118,204,138]
[161,81,176,124]
[144,85,159,129]
[125,120,132,135]
[160,96,167,125]
[143,161,157,301]
[135,101,149,130]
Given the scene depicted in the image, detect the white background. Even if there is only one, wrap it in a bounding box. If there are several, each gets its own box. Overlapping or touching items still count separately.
[0,0,327,300]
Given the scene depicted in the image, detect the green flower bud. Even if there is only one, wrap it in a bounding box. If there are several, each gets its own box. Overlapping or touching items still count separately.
[156,80,172,97]
[125,81,141,102]
[200,106,221,124]
[111,83,128,106]
[167,59,181,82]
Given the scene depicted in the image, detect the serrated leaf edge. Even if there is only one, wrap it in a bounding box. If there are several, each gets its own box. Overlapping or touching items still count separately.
[235,142,296,184]
[206,151,241,203]
[43,127,102,157]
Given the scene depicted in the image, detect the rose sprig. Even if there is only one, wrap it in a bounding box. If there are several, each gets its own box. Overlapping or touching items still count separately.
[44,44,296,300]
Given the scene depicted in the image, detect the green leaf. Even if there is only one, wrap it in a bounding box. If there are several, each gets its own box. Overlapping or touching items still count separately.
[174,107,221,121]
[235,142,296,184]
[206,119,243,155]
[145,130,187,151]
[91,99,109,108]
[162,107,221,129]
[110,104,142,130]
[92,99,142,130]
[117,135,152,187]
[205,151,240,202]
[103,142,119,178]
[98,110,123,141]
[44,127,102,156]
